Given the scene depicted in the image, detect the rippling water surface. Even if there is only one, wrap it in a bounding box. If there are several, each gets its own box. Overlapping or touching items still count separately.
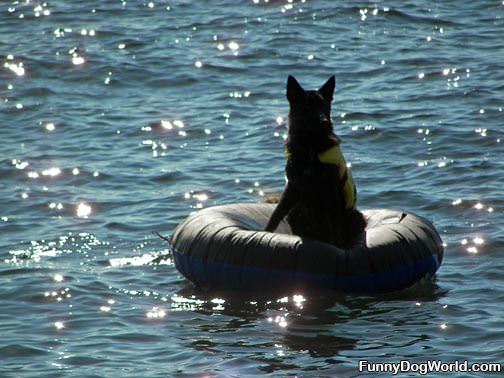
[1,1,504,377]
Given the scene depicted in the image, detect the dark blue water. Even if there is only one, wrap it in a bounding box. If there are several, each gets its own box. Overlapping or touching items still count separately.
[1,1,504,376]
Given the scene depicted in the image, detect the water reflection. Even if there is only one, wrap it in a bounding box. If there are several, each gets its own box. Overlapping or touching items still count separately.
[167,279,447,371]
[283,333,356,358]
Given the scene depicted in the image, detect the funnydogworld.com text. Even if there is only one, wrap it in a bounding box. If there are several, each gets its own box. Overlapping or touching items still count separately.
[358,360,502,375]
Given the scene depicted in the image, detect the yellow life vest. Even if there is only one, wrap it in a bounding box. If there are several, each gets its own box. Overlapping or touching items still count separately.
[285,145,357,210]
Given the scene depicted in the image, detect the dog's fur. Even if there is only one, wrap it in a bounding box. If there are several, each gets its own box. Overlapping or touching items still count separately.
[264,75,366,248]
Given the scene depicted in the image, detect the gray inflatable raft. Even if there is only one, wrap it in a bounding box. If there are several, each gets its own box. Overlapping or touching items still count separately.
[171,203,443,293]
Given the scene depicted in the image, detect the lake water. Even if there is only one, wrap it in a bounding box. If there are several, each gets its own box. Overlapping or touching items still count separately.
[1,1,503,377]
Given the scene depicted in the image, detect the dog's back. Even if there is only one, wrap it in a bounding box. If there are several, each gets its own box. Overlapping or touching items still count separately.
[265,76,366,248]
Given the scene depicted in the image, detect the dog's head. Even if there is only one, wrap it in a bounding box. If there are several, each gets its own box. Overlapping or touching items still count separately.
[286,75,336,137]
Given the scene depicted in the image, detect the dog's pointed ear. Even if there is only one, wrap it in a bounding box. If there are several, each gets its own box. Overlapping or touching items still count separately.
[318,75,336,101]
[286,75,305,103]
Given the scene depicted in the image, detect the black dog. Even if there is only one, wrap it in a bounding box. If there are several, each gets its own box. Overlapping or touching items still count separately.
[264,75,366,248]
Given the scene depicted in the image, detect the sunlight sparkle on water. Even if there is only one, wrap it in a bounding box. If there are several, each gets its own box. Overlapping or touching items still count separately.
[467,246,478,254]
[54,273,64,282]
[146,307,166,319]
[473,237,484,245]
[173,120,184,128]
[211,298,225,311]
[474,203,484,210]
[42,167,61,177]
[34,4,51,17]
[4,54,25,76]
[54,321,65,330]
[475,128,487,137]
[293,294,306,308]
[170,294,205,311]
[4,61,25,76]
[161,120,173,129]
[72,55,85,65]
[277,316,288,328]
[229,91,250,98]
[228,41,239,51]
[192,193,208,202]
[49,202,64,210]
[76,202,92,218]
[109,253,157,267]
[267,314,289,328]
[54,28,66,37]
[359,8,368,21]
[69,48,86,65]
[28,172,40,179]
[13,160,29,170]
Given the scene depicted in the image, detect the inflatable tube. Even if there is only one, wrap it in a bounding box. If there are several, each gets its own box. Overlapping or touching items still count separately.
[171,203,443,293]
